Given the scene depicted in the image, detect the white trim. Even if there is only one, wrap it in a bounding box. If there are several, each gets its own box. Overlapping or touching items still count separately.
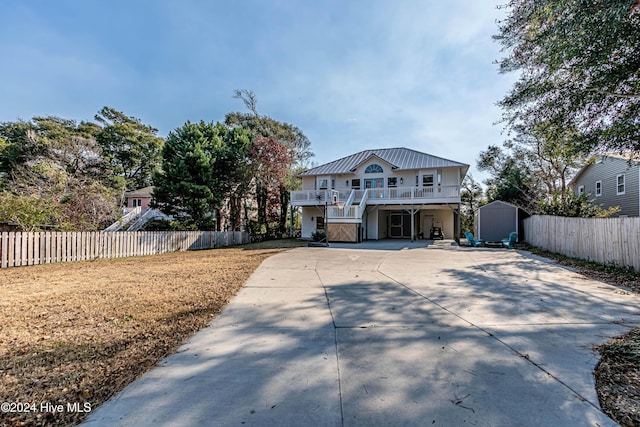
[577,185,585,196]
[616,174,625,195]
[595,180,602,197]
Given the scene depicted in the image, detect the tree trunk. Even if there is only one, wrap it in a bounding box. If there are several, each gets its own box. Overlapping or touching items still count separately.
[278,185,289,234]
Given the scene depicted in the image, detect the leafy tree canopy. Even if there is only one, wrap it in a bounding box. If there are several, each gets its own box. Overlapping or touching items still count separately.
[0,109,161,231]
[225,89,314,169]
[94,106,164,190]
[495,0,640,153]
[537,191,620,217]
[477,144,539,210]
[460,174,485,233]
[152,121,252,230]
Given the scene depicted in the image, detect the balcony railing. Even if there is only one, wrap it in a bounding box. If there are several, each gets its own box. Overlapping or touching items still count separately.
[291,190,351,204]
[291,186,460,206]
[366,185,460,201]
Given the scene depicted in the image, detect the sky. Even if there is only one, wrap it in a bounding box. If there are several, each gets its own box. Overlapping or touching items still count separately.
[0,0,516,183]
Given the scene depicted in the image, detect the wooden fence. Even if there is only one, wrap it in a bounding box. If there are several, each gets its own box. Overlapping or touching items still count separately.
[0,231,250,268]
[524,215,640,272]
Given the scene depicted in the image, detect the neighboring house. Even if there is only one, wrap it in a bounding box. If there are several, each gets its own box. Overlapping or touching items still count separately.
[569,153,640,217]
[124,186,154,210]
[291,147,469,242]
[105,186,171,231]
[477,200,529,243]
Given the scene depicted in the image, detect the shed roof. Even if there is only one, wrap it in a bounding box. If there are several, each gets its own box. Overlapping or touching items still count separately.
[297,147,469,177]
[479,200,519,210]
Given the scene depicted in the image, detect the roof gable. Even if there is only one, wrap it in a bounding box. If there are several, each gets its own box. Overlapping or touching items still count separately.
[298,147,469,177]
[569,153,640,186]
[350,153,398,172]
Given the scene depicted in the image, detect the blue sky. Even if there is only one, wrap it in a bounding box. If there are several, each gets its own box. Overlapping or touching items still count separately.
[0,0,515,182]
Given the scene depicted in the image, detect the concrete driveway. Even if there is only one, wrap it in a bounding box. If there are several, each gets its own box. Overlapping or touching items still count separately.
[84,241,640,426]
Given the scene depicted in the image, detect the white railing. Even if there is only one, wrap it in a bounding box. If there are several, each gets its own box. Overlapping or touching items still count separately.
[291,190,329,203]
[291,186,460,205]
[128,209,173,231]
[291,190,352,204]
[367,185,460,201]
[344,189,356,207]
[104,207,142,232]
[358,189,369,218]
[327,205,359,219]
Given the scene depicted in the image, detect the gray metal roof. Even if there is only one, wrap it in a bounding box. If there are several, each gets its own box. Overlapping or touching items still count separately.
[297,147,469,176]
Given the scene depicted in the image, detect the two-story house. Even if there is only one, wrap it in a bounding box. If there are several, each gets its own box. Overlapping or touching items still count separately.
[569,153,640,217]
[291,147,469,242]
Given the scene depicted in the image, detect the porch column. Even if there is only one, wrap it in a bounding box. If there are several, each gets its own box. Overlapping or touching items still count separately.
[410,206,418,242]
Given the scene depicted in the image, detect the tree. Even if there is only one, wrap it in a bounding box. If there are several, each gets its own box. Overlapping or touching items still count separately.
[249,136,294,235]
[94,106,164,191]
[495,0,640,154]
[0,116,120,230]
[477,145,539,210]
[537,191,620,217]
[460,174,485,233]
[226,90,314,235]
[0,192,63,231]
[226,90,313,169]
[509,123,586,195]
[152,121,252,230]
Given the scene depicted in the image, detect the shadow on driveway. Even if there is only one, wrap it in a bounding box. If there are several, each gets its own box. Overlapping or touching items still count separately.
[84,246,639,426]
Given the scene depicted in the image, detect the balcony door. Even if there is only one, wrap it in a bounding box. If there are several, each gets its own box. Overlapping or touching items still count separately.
[364,178,383,189]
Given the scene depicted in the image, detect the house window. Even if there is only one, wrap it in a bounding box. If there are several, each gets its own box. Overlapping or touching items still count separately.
[319,179,328,190]
[132,198,142,207]
[316,216,325,230]
[351,179,361,189]
[577,185,585,196]
[595,180,602,197]
[388,177,397,187]
[617,174,625,195]
[422,174,434,187]
[364,164,383,174]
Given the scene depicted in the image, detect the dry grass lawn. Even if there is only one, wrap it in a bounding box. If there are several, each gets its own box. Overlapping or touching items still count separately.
[0,240,304,427]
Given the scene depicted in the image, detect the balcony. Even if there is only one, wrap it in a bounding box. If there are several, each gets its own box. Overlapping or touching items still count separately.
[291,185,460,207]
[365,185,460,204]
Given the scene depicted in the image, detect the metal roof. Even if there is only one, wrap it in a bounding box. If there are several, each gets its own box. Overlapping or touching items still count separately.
[125,186,154,197]
[297,147,469,176]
